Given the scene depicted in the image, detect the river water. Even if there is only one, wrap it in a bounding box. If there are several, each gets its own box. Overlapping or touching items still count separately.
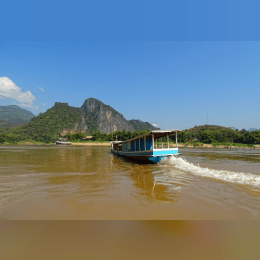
[0,145,259,220]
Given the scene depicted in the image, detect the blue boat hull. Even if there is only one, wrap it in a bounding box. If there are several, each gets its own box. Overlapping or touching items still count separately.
[111,149,174,163]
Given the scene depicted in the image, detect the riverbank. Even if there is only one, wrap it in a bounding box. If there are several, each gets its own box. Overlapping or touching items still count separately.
[70,142,110,146]
[0,141,111,146]
[1,141,260,149]
[177,143,260,149]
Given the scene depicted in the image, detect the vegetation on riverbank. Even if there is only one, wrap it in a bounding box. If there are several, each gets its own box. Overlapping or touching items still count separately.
[1,125,260,147]
[0,102,83,144]
[170,125,260,145]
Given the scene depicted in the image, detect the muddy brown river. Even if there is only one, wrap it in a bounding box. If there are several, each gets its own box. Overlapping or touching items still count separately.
[0,145,260,220]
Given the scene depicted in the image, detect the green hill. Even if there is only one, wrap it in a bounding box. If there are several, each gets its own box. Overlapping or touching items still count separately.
[0,105,35,125]
[171,124,260,145]
[0,98,166,143]
[3,102,84,143]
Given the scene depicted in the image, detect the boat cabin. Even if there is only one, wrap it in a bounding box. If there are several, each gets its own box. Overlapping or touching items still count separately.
[111,130,182,162]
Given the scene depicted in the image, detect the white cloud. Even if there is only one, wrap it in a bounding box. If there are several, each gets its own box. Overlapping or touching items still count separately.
[0,77,36,108]
[38,87,44,91]
[42,103,46,106]
[20,103,39,110]
[152,123,159,127]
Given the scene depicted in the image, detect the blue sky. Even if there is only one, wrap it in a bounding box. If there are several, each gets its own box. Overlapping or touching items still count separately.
[1,1,260,130]
[0,41,259,130]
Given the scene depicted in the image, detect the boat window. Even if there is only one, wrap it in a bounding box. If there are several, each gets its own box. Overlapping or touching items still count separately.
[136,139,140,151]
[131,141,135,151]
[140,138,145,151]
[146,139,152,150]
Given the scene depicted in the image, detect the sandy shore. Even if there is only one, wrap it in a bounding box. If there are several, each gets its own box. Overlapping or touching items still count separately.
[1,142,259,149]
[70,142,111,146]
[71,143,260,149]
[0,142,111,146]
[177,144,260,149]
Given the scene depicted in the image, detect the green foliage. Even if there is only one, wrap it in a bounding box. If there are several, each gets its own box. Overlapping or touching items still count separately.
[67,132,86,141]
[2,103,83,143]
[200,131,216,143]
[0,133,21,143]
[243,130,260,144]
[170,125,260,145]
[91,130,150,142]
[0,134,4,144]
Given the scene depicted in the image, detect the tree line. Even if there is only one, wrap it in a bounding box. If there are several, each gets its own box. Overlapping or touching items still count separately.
[170,128,260,144]
[66,130,150,142]
[1,125,260,145]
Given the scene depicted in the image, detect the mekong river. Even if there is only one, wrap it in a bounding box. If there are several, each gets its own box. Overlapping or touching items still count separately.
[0,145,260,220]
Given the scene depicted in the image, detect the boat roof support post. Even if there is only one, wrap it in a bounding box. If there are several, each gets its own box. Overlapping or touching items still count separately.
[176,131,178,148]
[144,137,146,151]
[167,134,169,149]
[161,137,163,149]
[139,138,141,151]
[152,134,154,150]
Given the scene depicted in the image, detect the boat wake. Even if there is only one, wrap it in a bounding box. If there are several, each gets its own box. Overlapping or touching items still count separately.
[159,156,260,190]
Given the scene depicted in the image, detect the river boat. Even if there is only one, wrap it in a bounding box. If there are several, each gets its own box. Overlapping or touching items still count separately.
[55,141,71,145]
[111,130,181,163]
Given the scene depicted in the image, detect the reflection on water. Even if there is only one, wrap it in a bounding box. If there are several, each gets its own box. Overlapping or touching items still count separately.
[0,146,260,219]
[112,156,182,203]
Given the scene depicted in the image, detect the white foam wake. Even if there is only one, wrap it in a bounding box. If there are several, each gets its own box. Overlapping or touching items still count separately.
[159,156,260,189]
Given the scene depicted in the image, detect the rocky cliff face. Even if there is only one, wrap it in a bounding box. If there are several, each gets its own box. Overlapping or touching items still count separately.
[81,98,135,133]
[8,98,159,137]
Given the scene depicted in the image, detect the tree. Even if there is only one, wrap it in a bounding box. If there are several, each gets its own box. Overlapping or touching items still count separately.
[200,131,216,143]
[0,134,5,144]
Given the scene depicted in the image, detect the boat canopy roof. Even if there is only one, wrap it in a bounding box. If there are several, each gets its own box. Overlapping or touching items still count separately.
[111,130,181,144]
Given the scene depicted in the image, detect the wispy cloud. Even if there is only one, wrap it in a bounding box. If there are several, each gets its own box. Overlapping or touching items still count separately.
[0,76,37,109]
[38,87,44,92]
[42,103,46,106]
[21,103,39,110]
[152,123,159,127]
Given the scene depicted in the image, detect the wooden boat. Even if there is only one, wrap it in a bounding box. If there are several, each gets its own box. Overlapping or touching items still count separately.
[111,130,181,163]
[55,141,71,145]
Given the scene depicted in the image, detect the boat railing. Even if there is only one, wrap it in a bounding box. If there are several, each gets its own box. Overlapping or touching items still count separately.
[111,131,179,152]
[152,132,178,150]
[153,139,178,149]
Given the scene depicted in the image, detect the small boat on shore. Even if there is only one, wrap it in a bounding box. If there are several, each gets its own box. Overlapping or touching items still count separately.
[111,130,181,163]
[55,141,71,145]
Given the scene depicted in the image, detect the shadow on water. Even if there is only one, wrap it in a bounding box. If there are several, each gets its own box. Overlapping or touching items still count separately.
[109,152,155,165]
[111,154,182,203]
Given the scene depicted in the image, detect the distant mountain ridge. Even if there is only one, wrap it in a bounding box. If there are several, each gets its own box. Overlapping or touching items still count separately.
[0,105,35,125]
[81,98,159,133]
[248,128,260,132]
[2,98,159,141]
[128,119,160,131]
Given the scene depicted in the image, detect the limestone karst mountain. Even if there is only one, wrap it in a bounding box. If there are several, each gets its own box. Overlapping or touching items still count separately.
[1,98,159,142]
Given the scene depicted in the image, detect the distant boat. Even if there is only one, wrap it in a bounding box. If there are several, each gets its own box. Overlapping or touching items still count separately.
[111,130,181,163]
[55,141,71,145]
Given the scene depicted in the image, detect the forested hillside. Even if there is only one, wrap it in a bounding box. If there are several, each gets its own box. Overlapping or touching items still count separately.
[169,125,260,145]
[0,102,83,143]
[0,98,160,143]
